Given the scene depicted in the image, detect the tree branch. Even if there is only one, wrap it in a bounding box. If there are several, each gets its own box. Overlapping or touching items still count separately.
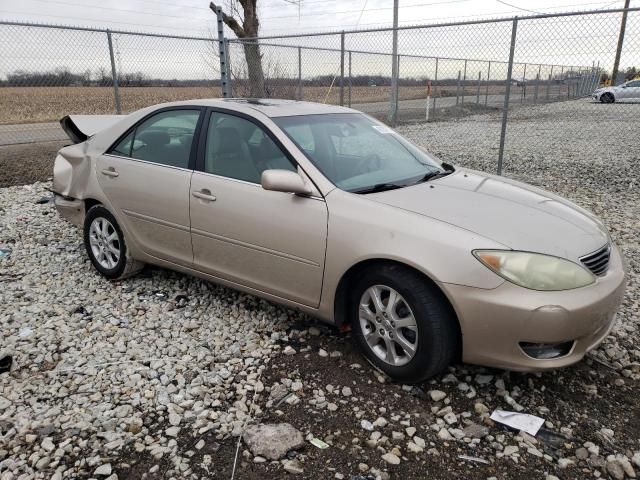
[209,1,246,38]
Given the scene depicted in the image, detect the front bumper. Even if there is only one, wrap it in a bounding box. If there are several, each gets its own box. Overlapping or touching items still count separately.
[54,194,84,226]
[442,244,627,371]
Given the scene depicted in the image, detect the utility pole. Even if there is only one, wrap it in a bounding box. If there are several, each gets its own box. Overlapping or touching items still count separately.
[611,0,630,86]
[388,0,399,125]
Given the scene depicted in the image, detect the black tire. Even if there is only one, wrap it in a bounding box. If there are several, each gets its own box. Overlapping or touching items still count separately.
[350,263,459,383]
[600,92,615,104]
[83,205,141,280]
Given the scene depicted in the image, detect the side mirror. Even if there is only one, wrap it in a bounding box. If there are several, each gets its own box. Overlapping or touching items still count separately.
[261,169,312,195]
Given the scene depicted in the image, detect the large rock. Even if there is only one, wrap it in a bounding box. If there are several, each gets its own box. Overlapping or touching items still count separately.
[243,423,304,460]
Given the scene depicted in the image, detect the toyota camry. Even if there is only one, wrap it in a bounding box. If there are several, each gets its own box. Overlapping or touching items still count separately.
[52,99,627,382]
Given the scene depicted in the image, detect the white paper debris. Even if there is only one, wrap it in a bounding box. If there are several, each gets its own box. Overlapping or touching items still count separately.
[490,409,545,436]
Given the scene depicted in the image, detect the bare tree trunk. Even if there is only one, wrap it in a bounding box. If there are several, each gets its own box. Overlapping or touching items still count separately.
[210,1,266,97]
[243,42,265,97]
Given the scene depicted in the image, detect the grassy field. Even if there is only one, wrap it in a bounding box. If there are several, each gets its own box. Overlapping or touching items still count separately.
[0,85,506,124]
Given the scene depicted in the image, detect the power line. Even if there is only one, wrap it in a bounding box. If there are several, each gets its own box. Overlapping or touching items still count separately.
[261,0,471,20]
[260,0,633,33]
[494,0,543,14]
[0,9,211,33]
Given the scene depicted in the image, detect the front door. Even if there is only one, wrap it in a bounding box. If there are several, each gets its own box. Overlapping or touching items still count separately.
[189,110,328,307]
[97,108,202,266]
[621,80,640,101]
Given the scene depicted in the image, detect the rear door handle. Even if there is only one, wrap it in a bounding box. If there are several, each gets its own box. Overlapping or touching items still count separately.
[101,168,119,178]
[192,190,216,202]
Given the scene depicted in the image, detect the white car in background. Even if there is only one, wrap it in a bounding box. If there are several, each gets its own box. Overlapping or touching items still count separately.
[592,79,640,103]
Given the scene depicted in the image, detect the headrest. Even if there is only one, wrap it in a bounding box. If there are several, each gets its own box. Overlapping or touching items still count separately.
[138,130,170,146]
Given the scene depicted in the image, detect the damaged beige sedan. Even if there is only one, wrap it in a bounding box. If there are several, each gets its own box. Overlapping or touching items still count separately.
[53,99,627,382]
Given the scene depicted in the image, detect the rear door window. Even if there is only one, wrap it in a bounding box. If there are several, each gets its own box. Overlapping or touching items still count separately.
[109,109,200,169]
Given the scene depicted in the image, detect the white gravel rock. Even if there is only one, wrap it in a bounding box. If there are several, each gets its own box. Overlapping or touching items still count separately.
[429,390,447,402]
[0,181,300,478]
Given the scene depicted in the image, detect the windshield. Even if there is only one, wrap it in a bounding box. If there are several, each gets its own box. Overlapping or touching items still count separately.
[274,113,444,193]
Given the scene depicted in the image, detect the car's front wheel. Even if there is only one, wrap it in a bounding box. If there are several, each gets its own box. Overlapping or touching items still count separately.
[351,264,459,383]
[600,92,615,103]
[83,205,142,279]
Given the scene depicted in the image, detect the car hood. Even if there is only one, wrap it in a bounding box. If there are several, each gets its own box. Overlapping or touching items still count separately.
[367,169,608,261]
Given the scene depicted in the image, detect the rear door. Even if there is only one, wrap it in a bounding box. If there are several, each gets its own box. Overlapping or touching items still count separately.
[189,109,328,307]
[97,107,202,266]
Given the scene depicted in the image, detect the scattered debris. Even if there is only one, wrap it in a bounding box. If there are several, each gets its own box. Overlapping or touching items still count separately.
[18,327,33,338]
[174,294,189,308]
[35,196,52,205]
[309,437,329,449]
[490,409,545,436]
[458,454,490,464]
[0,356,12,374]
[0,248,11,258]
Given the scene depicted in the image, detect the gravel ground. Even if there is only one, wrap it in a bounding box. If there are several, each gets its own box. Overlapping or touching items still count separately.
[1,99,639,479]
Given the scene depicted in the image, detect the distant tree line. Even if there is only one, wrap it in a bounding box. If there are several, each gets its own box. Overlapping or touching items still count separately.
[0,67,220,87]
[2,66,638,88]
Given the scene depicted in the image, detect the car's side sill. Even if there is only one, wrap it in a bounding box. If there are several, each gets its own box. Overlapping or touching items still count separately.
[138,252,332,323]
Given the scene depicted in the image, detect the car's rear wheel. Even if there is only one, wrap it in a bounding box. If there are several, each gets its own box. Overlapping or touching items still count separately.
[600,92,615,103]
[84,205,142,279]
[350,264,459,383]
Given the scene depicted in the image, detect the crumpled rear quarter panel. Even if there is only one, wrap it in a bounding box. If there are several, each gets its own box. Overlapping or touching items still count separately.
[52,142,93,199]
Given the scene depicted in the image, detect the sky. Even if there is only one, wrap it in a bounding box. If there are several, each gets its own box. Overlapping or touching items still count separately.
[0,0,636,37]
[1,0,638,81]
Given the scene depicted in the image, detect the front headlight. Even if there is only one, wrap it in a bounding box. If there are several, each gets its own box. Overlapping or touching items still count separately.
[473,250,595,291]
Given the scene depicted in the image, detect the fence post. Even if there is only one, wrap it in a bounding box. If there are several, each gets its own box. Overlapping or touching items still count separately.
[497,16,518,176]
[534,64,541,103]
[521,63,527,103]
[339,31,345,106]
[348,51,352,108]
[559,66,564,99]
[485,61,491,106]
[577,69,583,96]
[297,47,302,100]
[455,70,461,106]
[106,30,121,114]
[476,71,481,104]
[462,59,467,104]
[433,57,438,114]
[215,6,232,98]
[546,66,553,101]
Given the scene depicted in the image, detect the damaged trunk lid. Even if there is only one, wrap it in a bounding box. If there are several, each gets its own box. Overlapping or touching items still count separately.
[59,114,124,144]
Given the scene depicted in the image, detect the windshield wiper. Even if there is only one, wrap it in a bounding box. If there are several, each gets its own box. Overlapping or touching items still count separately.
[415,162,455,184]
[352,183,406,194]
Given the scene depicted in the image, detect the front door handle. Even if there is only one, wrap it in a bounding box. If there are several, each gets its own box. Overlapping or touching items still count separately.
[101,167,119,178]
[192,189,216,202]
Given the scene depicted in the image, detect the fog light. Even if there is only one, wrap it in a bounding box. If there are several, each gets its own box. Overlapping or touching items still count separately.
[519,341,574,359]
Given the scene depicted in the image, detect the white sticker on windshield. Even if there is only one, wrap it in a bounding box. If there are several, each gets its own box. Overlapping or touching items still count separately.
[372,125,394,134]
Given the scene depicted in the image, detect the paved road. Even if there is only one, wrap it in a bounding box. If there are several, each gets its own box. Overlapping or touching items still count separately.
[0,93,580,146]
[0,122,66,145]
[353,93,509,115]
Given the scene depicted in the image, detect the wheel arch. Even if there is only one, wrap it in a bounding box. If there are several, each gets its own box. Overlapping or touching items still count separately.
[333,258,462,358]
[84,198,102,212]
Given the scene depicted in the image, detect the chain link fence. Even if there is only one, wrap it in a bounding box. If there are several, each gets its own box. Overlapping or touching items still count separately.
[0,22,220,145]
[1,8,639,175]
[225,7,639,173]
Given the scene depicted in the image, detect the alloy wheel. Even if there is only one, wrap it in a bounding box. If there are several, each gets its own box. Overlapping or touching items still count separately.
[358,285,418,366]
[88,217,121,270]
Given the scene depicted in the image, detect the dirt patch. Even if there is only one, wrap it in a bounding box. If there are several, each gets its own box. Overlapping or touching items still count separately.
[0,141,64,187]
[101,324,640,479]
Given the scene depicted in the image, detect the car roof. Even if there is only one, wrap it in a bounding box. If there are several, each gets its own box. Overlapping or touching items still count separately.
[161,98,356,118]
